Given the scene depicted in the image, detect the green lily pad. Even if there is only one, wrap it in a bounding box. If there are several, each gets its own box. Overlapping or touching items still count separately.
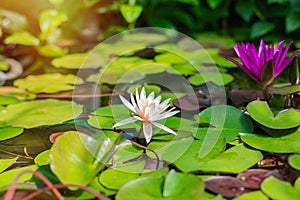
[0,86,35,100]
[0,99,83,128]
[207,49,237,68]
[247,100,300,129]
[288,154,300,170]
[0,95,20,105]
[51,52,108,69]
[14,73,83,93]
[127,84,161,95]
[196,105,253,142]
[120,4,143,23]
[166,63,198,75]
[189,72,233,86]
[0,165,37,189]
[37,44,66,57]
[233,191,268,200]
[174,143,262,173]
[50,131,117,187]
[34,150,50,166]
[0,126,24,141]
[0,157,18,173]
[116,170,204,200]
[240,127,300,153]
[261,176,300,200]
[100,162,168,190]
[155,52,187,65]
[111,142,143,164]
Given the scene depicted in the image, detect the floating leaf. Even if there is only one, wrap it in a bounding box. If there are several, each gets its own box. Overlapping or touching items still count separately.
[0,99,83,128]
[247,100,300,129]
[261,176,300,200]
[0,86,35,100]
[189,72,233,86]
[100,163,168,190]
[34,150,50,166]
[240,128,300,153]
[174,143,262,173]
[51,52,107,69]
[0,165,37,189]
[0,157,18,173]
[0,95,20,105]
[14,73,83,93]
[233,191,268,200]
[196,105,253,143]
[0,126,24,141]
[50,131,117,187]
[37,44,66,57]
[4,32,39,46]
[268,84,300,95]
[116,170,204,200]
[288,154,300,170]
[155,53,187,65]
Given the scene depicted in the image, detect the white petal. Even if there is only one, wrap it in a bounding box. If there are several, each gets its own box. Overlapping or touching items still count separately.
[119,95,136,113]
[113,117,137,127]
[133,115,144,121]
[147,91,155,101]
[143,122,153,143]
[152,122,177,135]
[151,110,180,121]
[153,95,162,105]
[140,87,147,101]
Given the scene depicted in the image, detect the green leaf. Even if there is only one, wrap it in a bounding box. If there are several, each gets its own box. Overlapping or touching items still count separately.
[288,154,300,170]
[0,99,83,128]
[233,191,269,200]
[39,9,67,40]
[0,165,37,189]
[34,150,50,166]
[235,1,254,22]
[0,95,20,105]
[261,176,300,200]
[14,73,83,93]
[37,44,66,57]
[0,86,36,100]
[174,143,262,173]
[0,61,9,71]
[0,157,18,173]
[0,126,24,141]
[250,21,275,39]
[240,127,300,153]
[189,72,233,86]
[196,105,254,143]
[116,170,204,200]
[51,52,108,69]
[247,100,300,129]
[120,4,143,23]
[155,53,187,65]
[100,163,168,190]
[286,13,300,33]
[206,0,223,9]
[50,131,117,187]
[4,32,39,46]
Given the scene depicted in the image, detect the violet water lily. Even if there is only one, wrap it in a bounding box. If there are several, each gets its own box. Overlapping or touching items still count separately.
[227,40,300,85]
[113,87,179,143]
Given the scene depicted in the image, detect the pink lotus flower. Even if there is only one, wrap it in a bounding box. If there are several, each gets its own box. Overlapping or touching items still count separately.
[227,40,299,85]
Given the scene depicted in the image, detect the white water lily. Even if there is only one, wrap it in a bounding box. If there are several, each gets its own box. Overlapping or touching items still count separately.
[113,87,179,143]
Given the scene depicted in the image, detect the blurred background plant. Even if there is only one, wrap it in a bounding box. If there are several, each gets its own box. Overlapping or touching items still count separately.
[1,0,300,76]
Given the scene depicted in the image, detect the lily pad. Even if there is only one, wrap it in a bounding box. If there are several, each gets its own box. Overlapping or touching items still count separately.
[0,126,24,141]
[261,176,300,200]
[34,150,50,166]
[0,95,20,105]
[174,143,262,173]
[100,163,168,190]
[0,86,35,100]
[240,127,300,153]
[288,154,300,170]
[0,157,18,173]
[116,170,204,200]
[50,131,117,187]
[247,100,300,129]
[14,73,83,93]
[0,165,37,189]
[196,105,254,142]
[233,191,268,200]
[4,32,40,46]
[189,72,233,86]
[0,99,83,128]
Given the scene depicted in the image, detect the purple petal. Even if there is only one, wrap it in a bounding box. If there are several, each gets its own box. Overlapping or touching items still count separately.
[274,49,300,77]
